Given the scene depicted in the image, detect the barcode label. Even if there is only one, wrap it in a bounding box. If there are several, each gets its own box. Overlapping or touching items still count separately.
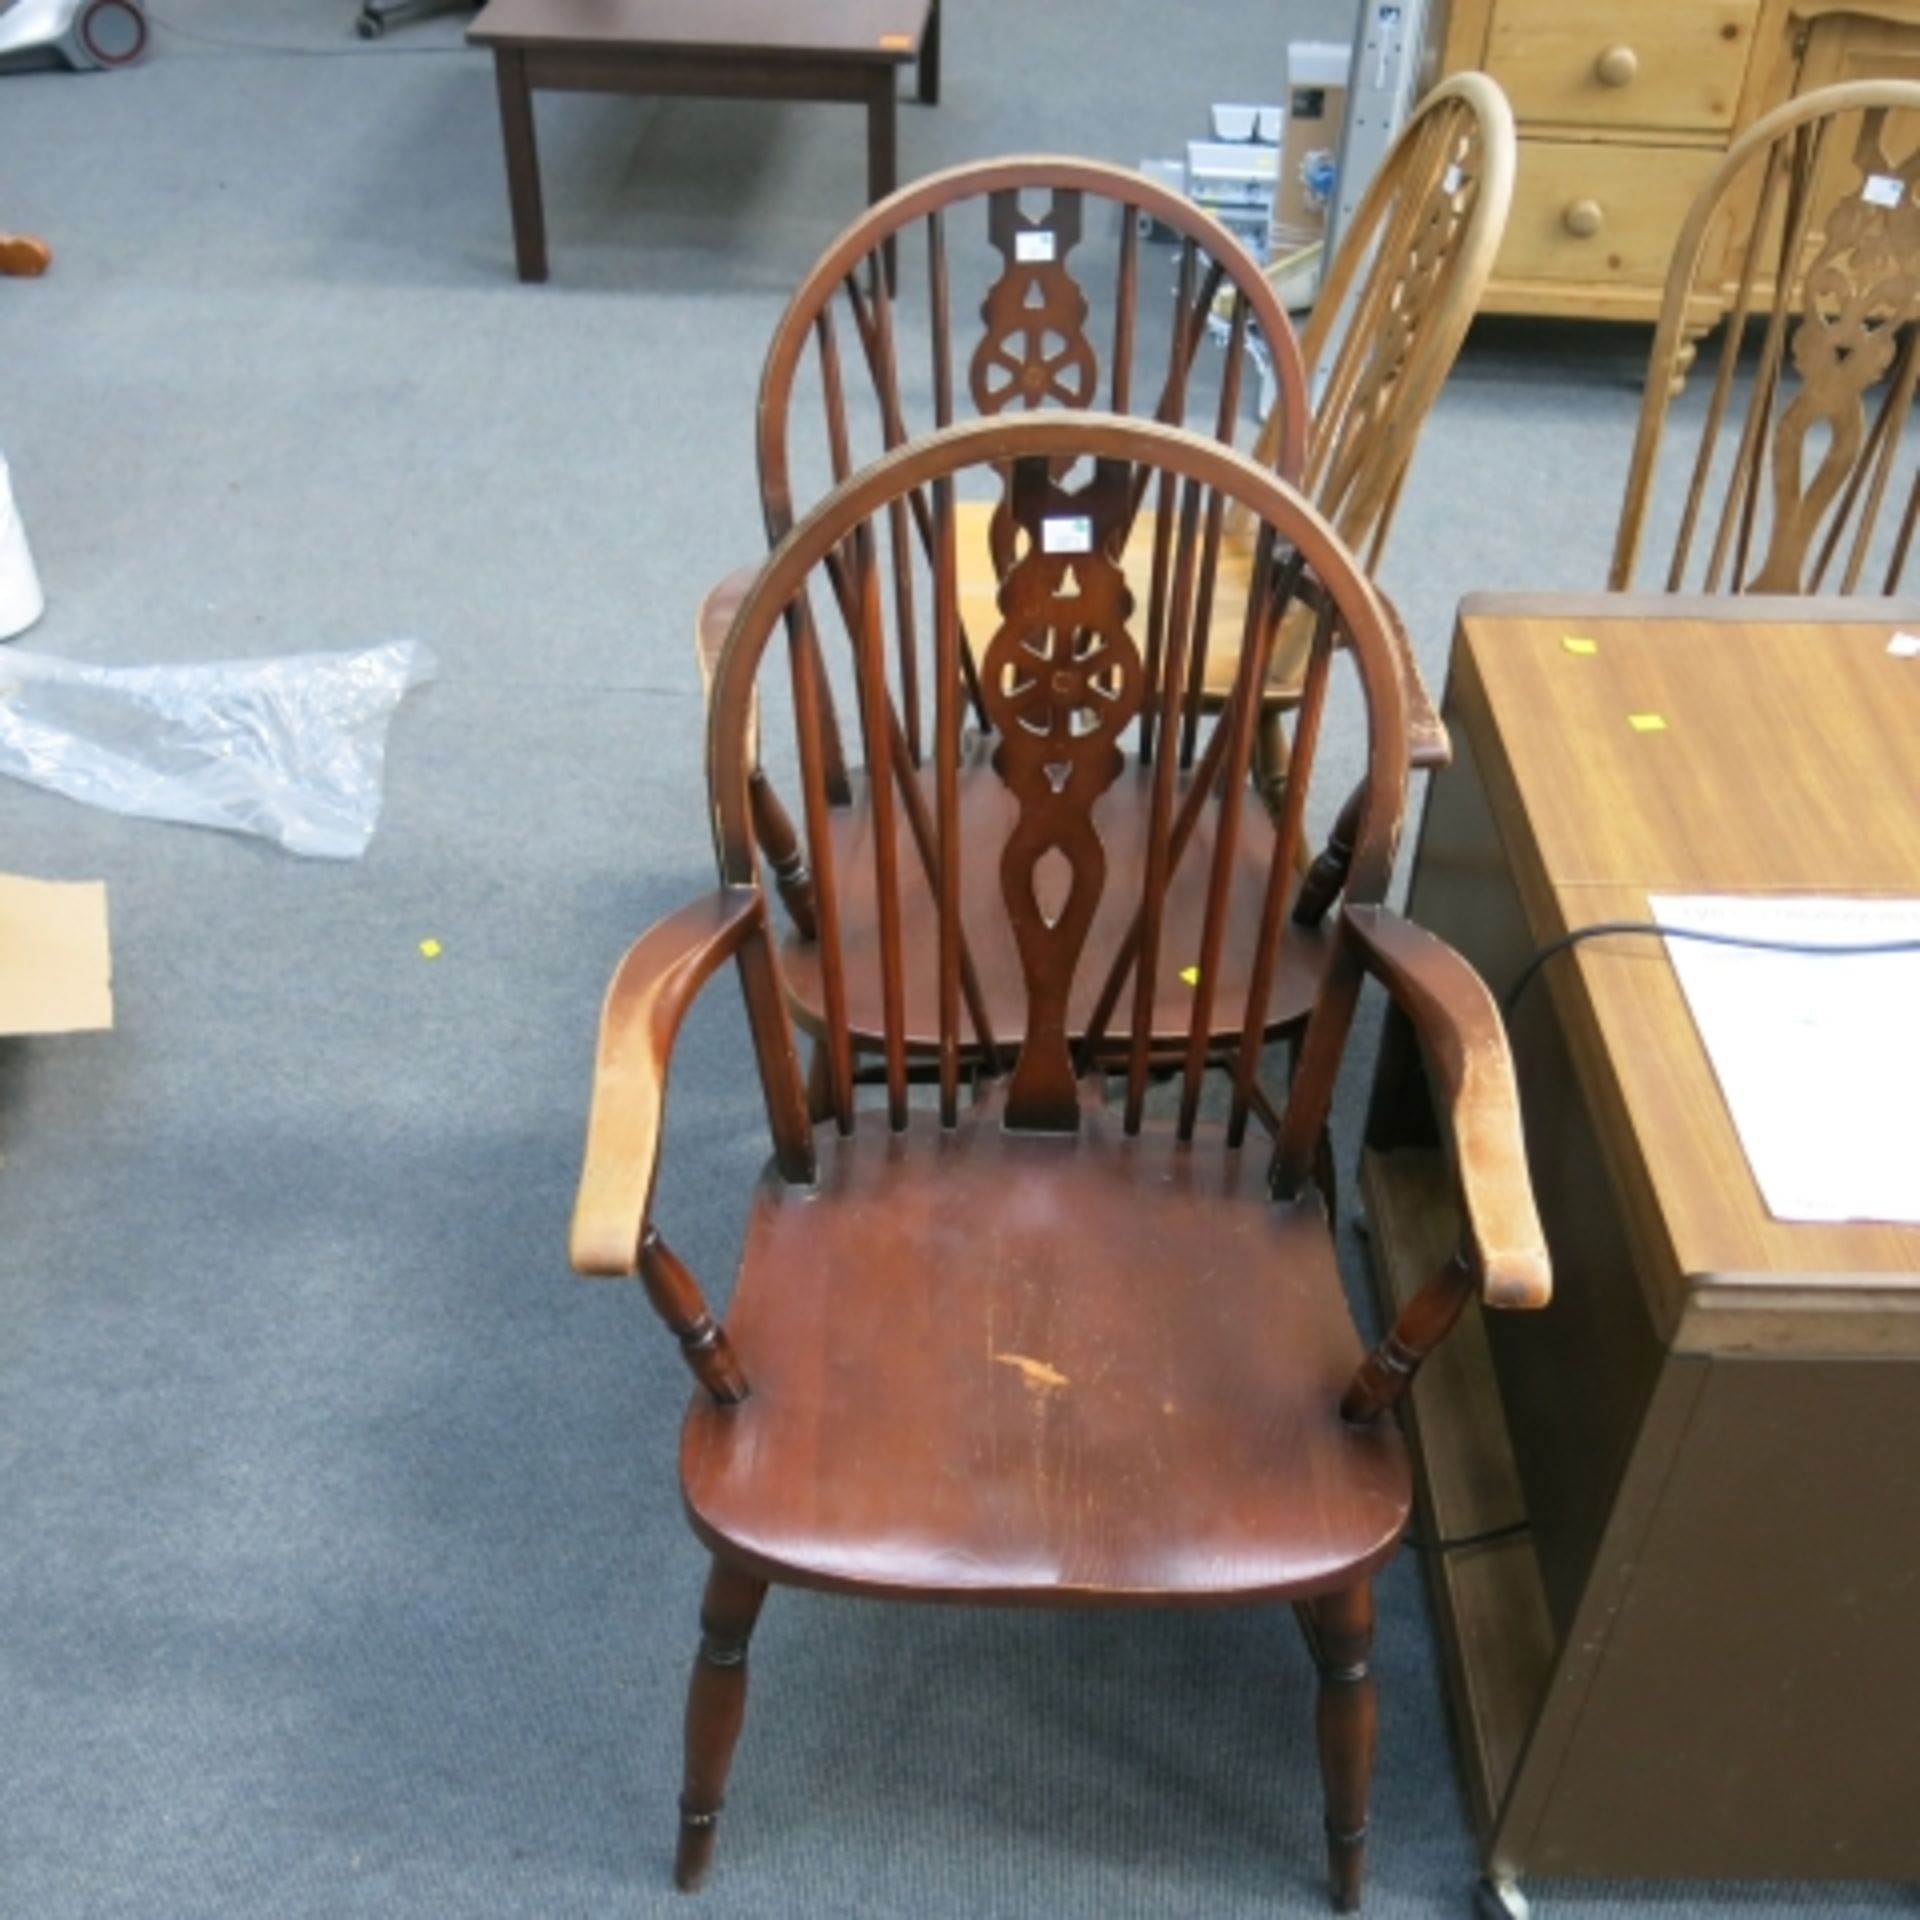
[1015,230,1058,264]
[1864,173,1906,209]
[1042,515,1093,554]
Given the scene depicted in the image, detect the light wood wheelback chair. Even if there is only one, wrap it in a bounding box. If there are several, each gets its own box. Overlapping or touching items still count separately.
[1610,78,1920,596]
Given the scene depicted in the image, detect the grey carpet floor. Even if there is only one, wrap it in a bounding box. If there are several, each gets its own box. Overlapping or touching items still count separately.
[1,3,1912,1916]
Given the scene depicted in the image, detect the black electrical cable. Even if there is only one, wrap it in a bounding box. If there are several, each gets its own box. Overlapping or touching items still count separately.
[1402,1518,1532,1556]
[1500,919,1920,1018]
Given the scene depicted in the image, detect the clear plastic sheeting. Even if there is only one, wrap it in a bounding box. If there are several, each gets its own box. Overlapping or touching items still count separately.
[0,641,437,858]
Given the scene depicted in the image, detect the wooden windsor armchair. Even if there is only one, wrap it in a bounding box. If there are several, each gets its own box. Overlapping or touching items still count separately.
[1611,79,1920,596]
[693,154,1326,1093]
[573,413,1550,1910]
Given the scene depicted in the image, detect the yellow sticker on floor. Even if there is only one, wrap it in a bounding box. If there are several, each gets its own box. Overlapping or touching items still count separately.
[418,938,443,959]
[1179,965,1201,986]
[1562,635,1599,655]
[1627,713,1668,733]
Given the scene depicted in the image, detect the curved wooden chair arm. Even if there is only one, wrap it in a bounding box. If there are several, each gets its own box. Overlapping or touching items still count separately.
[1337,907,1548,1423]
[1343,905,1548,1311]
[571,888,770,1279]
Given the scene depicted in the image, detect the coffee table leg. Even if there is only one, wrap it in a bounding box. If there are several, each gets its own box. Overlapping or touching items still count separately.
[866,70,898,288]
[918,0,941,105]
[493,49,548,283]
[866,69,898,206]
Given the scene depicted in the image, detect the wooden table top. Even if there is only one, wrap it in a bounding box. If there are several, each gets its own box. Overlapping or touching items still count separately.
[469,0,931,60]
[1453,592,1920,1341]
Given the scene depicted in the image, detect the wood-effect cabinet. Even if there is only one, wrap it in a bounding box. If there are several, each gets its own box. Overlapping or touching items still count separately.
[1421,0,1920,323]
[1365,594,1920,1886]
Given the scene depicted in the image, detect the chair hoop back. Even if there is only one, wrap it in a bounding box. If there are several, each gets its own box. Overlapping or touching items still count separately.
[708,413,1406,1175]
[1611,78,1920,596]
[753,155,1312,549]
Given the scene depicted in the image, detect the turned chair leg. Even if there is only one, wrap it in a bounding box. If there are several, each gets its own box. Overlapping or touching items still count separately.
[675,1558,769,1892]
[1303,1581,1376,1911]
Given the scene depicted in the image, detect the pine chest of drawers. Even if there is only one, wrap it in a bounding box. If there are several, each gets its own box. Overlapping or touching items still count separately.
[1421,0,1920,325]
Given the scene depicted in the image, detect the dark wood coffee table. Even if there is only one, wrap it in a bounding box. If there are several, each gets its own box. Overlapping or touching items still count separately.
[468,0,940,282]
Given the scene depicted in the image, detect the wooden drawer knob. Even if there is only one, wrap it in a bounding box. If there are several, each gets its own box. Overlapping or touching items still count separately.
[1595,44,1639,87]
[1563,198,1605,238]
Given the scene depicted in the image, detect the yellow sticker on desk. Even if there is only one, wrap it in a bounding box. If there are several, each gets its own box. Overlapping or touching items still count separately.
[1179,965,1201,986]
[1627,713,1668,733]
[418,938,444,959]
[878,31,913,47]
[1562,635,1599,655]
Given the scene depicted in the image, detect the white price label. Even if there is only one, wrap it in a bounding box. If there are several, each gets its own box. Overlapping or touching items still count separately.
[1041,515,1093,554]
[1014,230,1058,264]
[1887,631,1920,658]
[1864,173,1906,209]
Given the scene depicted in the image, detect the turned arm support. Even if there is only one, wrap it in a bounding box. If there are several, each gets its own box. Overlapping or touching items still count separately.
[570,888,781,1400]
[1338,906,1551,1423]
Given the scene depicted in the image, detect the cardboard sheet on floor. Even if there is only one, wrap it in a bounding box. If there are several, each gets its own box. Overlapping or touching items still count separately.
[0,872,112,1034]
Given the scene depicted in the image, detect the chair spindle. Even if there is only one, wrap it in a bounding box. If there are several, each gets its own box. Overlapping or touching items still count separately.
[1121,476,1206,1131]
[851,522,911,1129]
[1176,517,1282,1142]
[639,1228,750,1405]
[1230,600,1337,1146]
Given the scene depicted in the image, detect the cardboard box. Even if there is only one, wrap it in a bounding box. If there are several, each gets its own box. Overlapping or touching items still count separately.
[0,873,113,1035]
[1272,41,1351,250]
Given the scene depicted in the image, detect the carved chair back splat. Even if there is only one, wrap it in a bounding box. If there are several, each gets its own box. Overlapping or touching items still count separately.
[1612,79,1920,596]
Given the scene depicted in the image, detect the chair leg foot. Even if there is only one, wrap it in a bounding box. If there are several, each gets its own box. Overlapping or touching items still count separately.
[1326,1820,1367,1912]
[1308,1580,1376,1912]
[674,1558,769,1892]
[673,1810,717,1893]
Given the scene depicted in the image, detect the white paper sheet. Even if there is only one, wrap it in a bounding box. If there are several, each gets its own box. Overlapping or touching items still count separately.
[1646,895,1920,1225]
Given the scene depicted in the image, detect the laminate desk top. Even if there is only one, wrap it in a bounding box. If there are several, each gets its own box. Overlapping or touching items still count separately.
[469,0,932,61]
[1451,592,1920,1346]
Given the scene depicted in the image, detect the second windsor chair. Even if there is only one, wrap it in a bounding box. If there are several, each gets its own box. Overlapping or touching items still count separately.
[693,155,1319,1098]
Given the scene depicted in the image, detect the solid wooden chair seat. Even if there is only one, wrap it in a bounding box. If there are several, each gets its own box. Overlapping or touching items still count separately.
[682,1099,1411,1604]
[778,750,1333,1059]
